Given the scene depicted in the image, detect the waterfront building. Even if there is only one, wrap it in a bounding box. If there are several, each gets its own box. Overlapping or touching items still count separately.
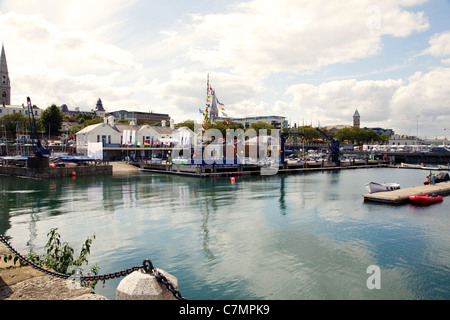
[364,127,395,136]
[422,137,449,146]
[0,103,42,118]
[75,116,194,160]
[389,134,422,146]
[220,115,288,130]
[108,110,170,126]
[61,99,110,119]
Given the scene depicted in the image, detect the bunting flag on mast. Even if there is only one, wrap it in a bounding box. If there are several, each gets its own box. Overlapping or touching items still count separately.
[200,73,234,131]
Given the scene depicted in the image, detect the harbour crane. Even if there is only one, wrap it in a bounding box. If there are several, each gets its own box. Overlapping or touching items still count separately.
[315,127,340,163]
[280,132,304,164]
[27,97,50,156]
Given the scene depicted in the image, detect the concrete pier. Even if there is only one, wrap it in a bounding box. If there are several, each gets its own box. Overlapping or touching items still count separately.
[363,181,450,204]
[137,160,387,178]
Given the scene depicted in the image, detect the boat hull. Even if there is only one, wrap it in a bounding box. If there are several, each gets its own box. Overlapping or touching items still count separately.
[409,194,443,205]
[365,182,401,194]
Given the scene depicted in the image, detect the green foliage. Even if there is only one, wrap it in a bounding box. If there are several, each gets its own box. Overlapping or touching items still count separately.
[40,228,101,289]
[335,127,385,144]
[248,121,275,135]
[2,228,102,290]
[82,117,103,127]
[0,113,29,137]
[176,120,195,131]
[39,105,64,136]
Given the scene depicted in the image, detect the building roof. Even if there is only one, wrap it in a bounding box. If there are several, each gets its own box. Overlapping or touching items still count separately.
[354,109,360,117]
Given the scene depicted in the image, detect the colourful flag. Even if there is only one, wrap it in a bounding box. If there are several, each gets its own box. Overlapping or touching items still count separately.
[222,112,228,117]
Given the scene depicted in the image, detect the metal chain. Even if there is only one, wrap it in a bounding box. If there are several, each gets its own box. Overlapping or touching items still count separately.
[143,260,186,300]
[0,234,186,300]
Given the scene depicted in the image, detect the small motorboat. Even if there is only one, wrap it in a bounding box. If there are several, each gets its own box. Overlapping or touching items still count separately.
[365,182,401,194]
[409,194,443,205]
[423,172,450,185]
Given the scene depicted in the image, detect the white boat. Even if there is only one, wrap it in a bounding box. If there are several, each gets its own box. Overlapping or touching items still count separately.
[365,182,400,194]
[400,163,423,168]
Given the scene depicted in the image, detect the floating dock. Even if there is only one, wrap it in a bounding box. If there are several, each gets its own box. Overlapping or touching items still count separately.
[363,181,450,205]
[136,160,388,178]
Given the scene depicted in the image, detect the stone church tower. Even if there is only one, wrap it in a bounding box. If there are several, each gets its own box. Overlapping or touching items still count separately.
[0,44,11,105]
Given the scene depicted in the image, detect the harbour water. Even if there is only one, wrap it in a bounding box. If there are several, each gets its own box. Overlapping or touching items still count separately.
[1,167,450,300]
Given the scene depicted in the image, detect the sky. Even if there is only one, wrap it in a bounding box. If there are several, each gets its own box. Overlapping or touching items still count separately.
[1,0,450,139]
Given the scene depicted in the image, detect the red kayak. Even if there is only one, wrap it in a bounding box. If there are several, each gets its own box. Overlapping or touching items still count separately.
[409,194,443,205]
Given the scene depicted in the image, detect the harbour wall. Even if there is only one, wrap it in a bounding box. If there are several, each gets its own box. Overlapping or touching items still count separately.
[0,164,112,179]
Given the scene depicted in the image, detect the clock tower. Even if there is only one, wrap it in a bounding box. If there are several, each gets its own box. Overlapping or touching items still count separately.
[353,109,361,128]
[1,44,11,105]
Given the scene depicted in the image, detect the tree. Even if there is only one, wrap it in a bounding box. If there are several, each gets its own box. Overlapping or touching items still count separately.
[0,113,29,138]
[248,122,275,135]
[335,127,384,144]
[176,120,195,132]
[39,105,64,136]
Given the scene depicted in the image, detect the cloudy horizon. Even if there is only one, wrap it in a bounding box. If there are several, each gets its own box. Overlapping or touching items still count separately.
[1,0,449,138]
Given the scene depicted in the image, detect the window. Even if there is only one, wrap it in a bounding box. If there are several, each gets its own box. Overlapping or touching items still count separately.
[97,135,100,143]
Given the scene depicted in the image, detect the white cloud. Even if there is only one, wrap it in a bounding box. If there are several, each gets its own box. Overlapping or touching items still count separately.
[279,67,450,138]
[1,0,446,138]
[0,9,142,109]
[156,0,429,79]
[390,67,450,136]
[422,31,450,57]
[281,78,403,126]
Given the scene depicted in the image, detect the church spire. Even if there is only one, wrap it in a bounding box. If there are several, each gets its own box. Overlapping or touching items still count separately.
[1,44,11,105]
[1,44,9,74]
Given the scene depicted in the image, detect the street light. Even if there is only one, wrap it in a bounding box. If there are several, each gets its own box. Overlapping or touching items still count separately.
[416,114,420,138]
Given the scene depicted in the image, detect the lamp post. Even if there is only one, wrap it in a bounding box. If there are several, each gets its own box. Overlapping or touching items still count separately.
[416,114,420,138]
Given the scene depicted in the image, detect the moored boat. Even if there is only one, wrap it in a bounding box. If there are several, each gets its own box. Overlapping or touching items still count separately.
[409,194,443,205]
[365,182,401,194]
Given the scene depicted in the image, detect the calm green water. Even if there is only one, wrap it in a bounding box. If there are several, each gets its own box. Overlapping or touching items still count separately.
[1,167,450,300]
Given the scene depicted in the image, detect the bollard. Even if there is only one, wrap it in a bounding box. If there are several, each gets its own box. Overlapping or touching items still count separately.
[116,269,179,300]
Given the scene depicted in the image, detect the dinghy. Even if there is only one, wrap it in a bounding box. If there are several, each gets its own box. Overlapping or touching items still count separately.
[365,182,401,194]
[409,194,443,205]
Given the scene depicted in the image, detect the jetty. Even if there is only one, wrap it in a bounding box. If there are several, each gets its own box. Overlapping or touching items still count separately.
[135,159,388,178]
[363,181,450,205]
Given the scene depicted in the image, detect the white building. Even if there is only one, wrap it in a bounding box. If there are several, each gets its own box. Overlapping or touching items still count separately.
[0,104,43,118]
[389,134,421,146]
[75,116,194,160]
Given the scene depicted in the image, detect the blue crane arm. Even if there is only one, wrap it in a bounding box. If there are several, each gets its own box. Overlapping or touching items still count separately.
[315,128,340,162]
[27,97,50,156]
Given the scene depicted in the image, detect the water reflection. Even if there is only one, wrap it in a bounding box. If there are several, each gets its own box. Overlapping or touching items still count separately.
[1,169,450,299]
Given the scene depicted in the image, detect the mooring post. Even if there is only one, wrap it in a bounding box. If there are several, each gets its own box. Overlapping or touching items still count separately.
[116,269,179,300]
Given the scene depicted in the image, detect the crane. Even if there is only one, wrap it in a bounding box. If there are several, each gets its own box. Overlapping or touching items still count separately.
[315,127,340,163]
[27,97,50,156]
[280,132,304,164]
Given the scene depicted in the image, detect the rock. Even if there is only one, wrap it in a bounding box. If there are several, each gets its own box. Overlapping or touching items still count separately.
[116,269,178,300]
[68,294,109,300]
[1,274,94,300]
